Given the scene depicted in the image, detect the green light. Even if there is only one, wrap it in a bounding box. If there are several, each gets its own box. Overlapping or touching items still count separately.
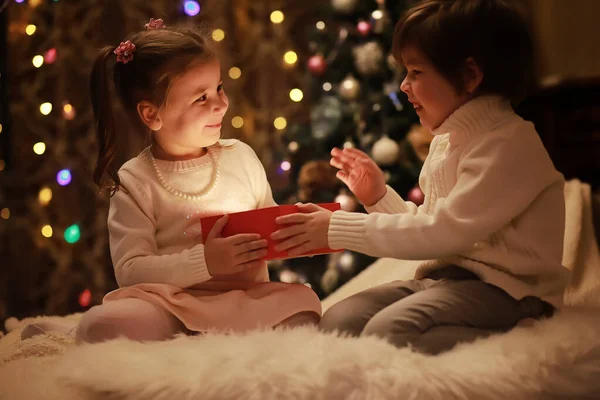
[64,224,81,244]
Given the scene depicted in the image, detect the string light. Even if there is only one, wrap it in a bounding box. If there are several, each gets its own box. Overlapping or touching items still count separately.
[0,124,3,133]
[44,48,57,64]
[280,161,291,172]
[316,21,325,30]
[283,51,298,65]
[289,88,303,102]
[323,82,332,91]
[274,117,287,130]
[183,0,200,16]
[33,142,46,155]
[228,67,241,79]
[0,160,4,172]
[62,103,76,120]
[29,0,42,6]
[56,169,72,186]
[288,142,299,153]
[41,225,53,238]
[40,102,52,115]
[25,24,36,35]
[231,116,244,128]
[212,29,225,42]
[0,208,9,219]
[270,11,284,24]
[15,0,25,4]
[32,55,44,68]
[64,224,81,244]
[78,289,91,308]
[372,10,383,20]
[38,187,53,205]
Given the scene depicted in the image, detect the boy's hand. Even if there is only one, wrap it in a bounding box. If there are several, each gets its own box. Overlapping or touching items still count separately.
[272,203,332,256]
[204,215,268,275]
[330,147,387,207]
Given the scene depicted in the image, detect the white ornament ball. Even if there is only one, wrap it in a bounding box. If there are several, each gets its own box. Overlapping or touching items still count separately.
[335,192,359,211]
[371,135,401,166]
[331,0,359,13]
[353,41,384,75]
[339,75,361,100]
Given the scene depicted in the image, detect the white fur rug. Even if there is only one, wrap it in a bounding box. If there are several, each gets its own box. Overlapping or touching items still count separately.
[2,303,600,400]
[1,179,599,399]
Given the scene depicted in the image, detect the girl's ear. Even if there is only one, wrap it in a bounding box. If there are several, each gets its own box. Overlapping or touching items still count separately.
[137,101,163,131]
[463,57,483,95]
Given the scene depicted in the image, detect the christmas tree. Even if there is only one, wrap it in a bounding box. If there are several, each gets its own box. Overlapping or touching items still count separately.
[271,0,430,298]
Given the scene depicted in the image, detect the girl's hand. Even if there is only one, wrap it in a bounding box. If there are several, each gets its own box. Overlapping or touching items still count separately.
[272,203,332,256]
[204,215,268,275]
[330,147,387,207]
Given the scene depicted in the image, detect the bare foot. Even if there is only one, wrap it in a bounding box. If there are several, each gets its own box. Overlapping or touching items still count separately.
[276,311,320,329]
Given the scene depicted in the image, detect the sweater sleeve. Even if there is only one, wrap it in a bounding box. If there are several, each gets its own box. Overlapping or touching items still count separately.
[108,170,212,288]
[244,143,277,208]
[328,124,563,259]
[364,185,419,215]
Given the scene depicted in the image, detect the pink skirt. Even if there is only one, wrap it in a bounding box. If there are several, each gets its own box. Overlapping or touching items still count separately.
[103,278,322,333]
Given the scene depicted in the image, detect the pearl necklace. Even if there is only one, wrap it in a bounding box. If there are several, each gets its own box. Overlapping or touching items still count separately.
[149,147,220,200]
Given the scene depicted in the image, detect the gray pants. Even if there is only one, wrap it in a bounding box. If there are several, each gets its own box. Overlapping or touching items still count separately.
[320,266,553,355]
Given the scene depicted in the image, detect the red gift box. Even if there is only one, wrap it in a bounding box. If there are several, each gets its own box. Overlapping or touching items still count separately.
[200,203,342,260]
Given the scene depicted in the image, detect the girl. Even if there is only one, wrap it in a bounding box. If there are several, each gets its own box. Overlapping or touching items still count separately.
[22,19,320,343]
[272,0,569,355]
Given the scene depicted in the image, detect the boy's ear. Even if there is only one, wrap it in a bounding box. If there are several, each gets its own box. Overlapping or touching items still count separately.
[137,101,162,131]
[463,57,483,95]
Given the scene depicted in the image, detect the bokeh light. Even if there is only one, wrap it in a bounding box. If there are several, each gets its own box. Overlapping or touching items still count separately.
[270,10,284,24]
[228,67,241,79]
[38,187,53,205]
[274,117,287,130]
[231,116,244,129]
[183,0,200,16]
[33,142,46,155]
[40,102,52,115]
[64,224,81,244]
[289,88,303,102]
[41,225,53,238]
[56,169,72,186]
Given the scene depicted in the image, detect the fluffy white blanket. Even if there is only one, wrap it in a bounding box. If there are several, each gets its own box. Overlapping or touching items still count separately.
[1,180,599,399]
[1,305,600,400]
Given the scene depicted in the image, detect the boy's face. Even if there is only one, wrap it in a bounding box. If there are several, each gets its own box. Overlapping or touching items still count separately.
[399,46,470,131]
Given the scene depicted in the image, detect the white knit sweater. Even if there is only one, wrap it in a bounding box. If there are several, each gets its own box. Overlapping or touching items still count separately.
[328,95,571,307]
[107,140,276,289]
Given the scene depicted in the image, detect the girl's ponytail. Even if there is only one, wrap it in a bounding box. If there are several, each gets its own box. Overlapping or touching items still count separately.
[90,46,120,195]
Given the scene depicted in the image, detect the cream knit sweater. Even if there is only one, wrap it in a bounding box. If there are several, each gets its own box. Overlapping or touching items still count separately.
[107,140,276,289]
[328,95,571,307]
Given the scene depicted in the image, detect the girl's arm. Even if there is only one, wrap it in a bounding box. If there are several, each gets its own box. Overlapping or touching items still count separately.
[108,172,211,288]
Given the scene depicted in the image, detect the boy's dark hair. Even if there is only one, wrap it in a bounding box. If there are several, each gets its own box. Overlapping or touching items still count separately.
[393,0,533,103]
[90,24,217,194]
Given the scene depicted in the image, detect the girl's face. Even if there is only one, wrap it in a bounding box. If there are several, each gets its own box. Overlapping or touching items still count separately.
[153,59,229,159]
[399,46,471,131]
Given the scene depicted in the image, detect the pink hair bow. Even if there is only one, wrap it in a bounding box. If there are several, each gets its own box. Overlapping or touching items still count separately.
[114,40,136,64]
[145,18,166,30]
